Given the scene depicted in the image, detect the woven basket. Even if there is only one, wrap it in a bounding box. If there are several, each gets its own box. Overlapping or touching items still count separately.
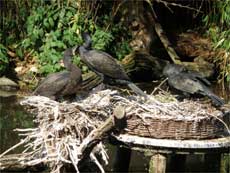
[124,114,227,140]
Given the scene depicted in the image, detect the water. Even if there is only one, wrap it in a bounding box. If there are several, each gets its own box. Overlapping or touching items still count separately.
[0,95,34,154]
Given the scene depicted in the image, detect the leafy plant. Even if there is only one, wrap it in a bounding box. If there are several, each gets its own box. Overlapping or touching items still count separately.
[113,41,132,60]
[92,30,114,51]
[19,3,82,74]
[203,0,230,84]
[1,0,132,79]
[0,44,9,75]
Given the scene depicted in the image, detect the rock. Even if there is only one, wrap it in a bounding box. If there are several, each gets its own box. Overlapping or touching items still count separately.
[0,77,19,91]
[0,89,17,97]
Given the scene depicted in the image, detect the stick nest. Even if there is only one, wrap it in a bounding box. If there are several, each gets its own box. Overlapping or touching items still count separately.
[1,89,228,172]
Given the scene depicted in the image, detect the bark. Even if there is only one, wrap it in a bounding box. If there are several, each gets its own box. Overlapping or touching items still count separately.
[118,1,156,52]
[122,51,168,81]
[146,11,182,64]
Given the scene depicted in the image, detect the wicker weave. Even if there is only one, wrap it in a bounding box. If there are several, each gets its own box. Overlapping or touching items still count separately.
[125,114,226,140]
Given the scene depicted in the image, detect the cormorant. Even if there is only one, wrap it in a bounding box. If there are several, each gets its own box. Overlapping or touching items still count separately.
[33,47,82,100]
[163,64,224,106]
[78,32,147,99]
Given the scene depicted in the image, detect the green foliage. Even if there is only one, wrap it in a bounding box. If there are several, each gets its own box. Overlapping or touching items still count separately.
[113,41,132,60]
[203,0,230,83]
[19,2,127,75]
[19,4,80,74]
[1,0,132,77]
[0,44,9,75]
[109,22,133,60]
[20,2,132,75]
[92,30,114,51]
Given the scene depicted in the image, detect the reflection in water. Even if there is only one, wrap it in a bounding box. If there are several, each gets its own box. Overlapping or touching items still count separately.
[0,96,34,153]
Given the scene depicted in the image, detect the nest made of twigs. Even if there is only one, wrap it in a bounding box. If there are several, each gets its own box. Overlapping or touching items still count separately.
[22,90,229,140]
[2,89,228,173]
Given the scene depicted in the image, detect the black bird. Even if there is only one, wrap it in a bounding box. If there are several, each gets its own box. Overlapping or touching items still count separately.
[163,64,224,106]
[33,47,82,100]
[78,32,147,99]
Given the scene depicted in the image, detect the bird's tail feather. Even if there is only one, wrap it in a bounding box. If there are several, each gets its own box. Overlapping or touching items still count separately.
[127,83,148,99]
[113,79,148,99]
[207,93,224,107]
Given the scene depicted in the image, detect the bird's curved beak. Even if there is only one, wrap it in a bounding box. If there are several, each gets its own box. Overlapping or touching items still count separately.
[72,45,79,56]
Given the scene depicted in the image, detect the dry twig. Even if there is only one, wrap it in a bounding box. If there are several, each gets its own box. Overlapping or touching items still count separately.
[0,89,228,172]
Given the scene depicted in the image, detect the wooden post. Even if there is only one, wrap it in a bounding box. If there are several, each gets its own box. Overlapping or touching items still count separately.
[113,146,131,172]
[149,154,167,173]
[112,105,131,172]
[220,153,230,173]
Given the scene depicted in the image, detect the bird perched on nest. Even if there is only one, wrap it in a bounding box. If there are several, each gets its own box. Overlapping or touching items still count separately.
[163,63,224,107]
[33,47,82,100]
[78,32,147,99]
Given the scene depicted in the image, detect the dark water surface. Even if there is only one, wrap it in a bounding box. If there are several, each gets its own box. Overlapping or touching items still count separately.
[0,96,34,154]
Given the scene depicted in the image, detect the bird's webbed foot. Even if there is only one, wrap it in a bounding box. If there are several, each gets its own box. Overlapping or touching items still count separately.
[91,83,106,94]
[175,93,188,101]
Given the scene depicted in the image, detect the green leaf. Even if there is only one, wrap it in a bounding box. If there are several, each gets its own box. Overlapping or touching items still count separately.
[16,48,23,58]
[48,17,54,27]
[43,18,49,28]
[82,65,88,72]
[226,74,230,82]
[92,30,114,50]
[73,56,81,65]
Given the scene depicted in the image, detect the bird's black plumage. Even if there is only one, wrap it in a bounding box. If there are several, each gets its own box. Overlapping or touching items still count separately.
[78,33,147,99]
[163,64,224,106]
[33,47,82,100]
